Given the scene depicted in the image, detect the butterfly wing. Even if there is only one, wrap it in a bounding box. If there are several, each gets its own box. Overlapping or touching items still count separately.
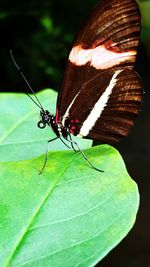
[67,68,142,143]
[56,0,142,143]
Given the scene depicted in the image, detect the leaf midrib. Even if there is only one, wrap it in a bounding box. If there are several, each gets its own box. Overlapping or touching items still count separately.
[17,207,127,267]
[4,153,79,267]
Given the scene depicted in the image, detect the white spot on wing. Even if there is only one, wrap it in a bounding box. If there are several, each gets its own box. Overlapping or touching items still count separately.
[78,69,123,137]
[69,45,136,70]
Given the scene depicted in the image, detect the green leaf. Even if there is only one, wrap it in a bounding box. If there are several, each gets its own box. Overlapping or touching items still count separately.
[0,90,139,266]
[0,90,92,162]
[0,145,139,267]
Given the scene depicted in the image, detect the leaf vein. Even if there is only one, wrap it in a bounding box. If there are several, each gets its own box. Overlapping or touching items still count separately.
[17,208,126,267]
[29,190,115,230]
[4,153,78,267]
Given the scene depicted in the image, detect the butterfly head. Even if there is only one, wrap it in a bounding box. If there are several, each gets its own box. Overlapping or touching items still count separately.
[37,110,52,129]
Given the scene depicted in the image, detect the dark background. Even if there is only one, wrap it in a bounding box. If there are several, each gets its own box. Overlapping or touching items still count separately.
[0,0,150,266]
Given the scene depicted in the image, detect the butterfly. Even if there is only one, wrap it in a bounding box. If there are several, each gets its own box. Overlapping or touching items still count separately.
[11,0,143,172]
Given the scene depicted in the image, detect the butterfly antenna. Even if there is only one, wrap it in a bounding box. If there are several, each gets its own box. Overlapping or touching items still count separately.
[10,50,44,111]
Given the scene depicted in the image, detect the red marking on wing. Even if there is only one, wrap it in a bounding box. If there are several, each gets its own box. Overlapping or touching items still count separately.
[70,119,79,123]
[92,39,120,52]
[104,39,122,53]
[71,126,76,130]
[55,108,59,123]
[70,126,77,135]
[68,119,80,135]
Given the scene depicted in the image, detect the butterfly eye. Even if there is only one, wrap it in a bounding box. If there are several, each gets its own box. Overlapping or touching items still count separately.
[37,121,46,129]
[44,115,49,121]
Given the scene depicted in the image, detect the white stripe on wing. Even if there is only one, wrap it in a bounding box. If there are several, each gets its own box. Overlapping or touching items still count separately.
[78,69,123,137]
[62,92,79,126]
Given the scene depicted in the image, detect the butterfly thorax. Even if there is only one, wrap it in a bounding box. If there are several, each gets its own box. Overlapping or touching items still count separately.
[37,109,69,138]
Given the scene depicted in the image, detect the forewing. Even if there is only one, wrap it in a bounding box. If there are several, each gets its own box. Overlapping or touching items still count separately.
[57,0,141,119]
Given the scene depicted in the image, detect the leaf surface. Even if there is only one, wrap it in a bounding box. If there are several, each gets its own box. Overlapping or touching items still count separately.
[0,90,92,162]
[0,145,139,267]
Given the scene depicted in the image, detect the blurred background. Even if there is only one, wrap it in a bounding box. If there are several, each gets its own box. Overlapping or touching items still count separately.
[0,0,149,266]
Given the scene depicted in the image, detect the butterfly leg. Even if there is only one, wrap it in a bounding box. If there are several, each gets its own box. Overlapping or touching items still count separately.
[67,133,78,152]
[59,137,72,149]
[64,137,104,173]
[39,136,59,175]
[39,136,72,174]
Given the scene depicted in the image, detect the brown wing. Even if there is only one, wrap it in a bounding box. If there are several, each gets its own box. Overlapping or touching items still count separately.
[60,68,143,143]
[81,68,143,143]
[57,0,141,120]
